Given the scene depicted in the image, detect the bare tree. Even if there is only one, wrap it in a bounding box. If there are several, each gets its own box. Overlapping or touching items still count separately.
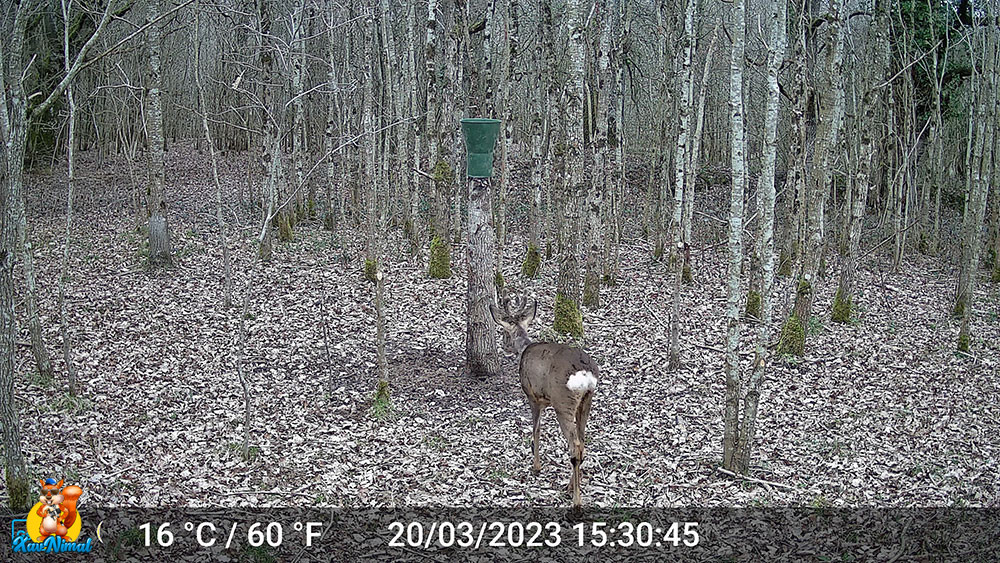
[668,0,697,370]
[730,0,786,473]
[778,0,847,356]
[145,0,173,266]
[59,0,82,394]
[833,4,889,324]
[955,20,997,352]
[1,0,114,511]
[194,0,233,309]
[721,0,748,471]
[554,0,585,338]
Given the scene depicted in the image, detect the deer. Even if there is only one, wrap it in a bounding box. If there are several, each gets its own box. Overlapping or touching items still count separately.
[489,293,599,508]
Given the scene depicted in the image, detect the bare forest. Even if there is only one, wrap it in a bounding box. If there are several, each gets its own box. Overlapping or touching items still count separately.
[1,0,1000,558]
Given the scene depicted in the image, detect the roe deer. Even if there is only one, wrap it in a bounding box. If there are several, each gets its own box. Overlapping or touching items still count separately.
[489,294,599,507]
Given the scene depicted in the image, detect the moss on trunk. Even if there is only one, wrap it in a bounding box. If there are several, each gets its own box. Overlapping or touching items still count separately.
[521,245,541,278]
[831,288,851,323]
[952,295,966,319]
[372,379,391,419]
[745,290,762,319]
[278,214,294,242]
[957,331,971,353]
[682,264,693,284]
[553,293,584,338]
[364,258,378,283]
[428,236,451,278]
[777,314,805,356]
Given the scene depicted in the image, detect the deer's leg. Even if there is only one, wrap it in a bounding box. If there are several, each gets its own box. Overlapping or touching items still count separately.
[555,408,584,507]
[576,390,593,443]
[529,400,542,474]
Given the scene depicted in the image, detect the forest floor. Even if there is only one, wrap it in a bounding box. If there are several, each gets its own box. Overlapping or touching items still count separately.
[13,141,1000,510]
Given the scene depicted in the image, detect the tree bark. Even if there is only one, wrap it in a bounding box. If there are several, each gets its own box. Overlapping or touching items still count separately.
[668,0,696,371]
[956,25,996,351]
[466,178,501,377]
[779,0,847,356]
[145,0,173,266]
[554,0,585,339]
[583,2,611,309]
[721,0,748,471]
[832,4,888,324]
[733,0,785,473]
[0,1,32,512]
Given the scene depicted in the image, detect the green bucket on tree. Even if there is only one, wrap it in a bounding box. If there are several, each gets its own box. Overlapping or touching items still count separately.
[460,118,502,178]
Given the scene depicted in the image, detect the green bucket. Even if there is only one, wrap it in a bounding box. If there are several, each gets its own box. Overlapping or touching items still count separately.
[460,118,502,178]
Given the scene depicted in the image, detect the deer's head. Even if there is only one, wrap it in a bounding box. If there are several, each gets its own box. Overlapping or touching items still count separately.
[489,293,537,355]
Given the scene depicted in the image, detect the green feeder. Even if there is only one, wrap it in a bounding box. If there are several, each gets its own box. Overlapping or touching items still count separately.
[460,118,502,178]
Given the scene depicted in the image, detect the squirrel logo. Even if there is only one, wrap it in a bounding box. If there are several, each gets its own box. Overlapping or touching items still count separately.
[28,478,83,543]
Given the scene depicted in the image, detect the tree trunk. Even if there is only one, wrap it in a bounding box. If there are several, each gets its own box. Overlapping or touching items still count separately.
[0,2,32,512]
[733,0,785,474]
[407,0,421,250]
[59,0,80,393]
[956,26,997,351]
[146,0,173,267]
[195,2,233,309]
[832,4,888,324]
[778,1,808,278]
[684,26,717,284]
[778,0,846,356]
[721,0,748,472]
[554,0,585,339]
[466,178,501,377]
[668,0,696,371]
[583,2,611,309]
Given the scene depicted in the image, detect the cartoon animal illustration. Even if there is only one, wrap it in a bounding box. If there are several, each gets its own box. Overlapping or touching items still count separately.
[36,478,83,540]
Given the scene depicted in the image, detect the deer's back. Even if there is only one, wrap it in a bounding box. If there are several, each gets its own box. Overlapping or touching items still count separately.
[519,343,599,404]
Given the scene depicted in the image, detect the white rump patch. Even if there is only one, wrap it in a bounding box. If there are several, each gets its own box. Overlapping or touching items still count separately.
[566,370,598,393]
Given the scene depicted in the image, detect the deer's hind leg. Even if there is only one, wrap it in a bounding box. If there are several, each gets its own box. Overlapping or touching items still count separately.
[529,400,543,474]
[555,406,584,507]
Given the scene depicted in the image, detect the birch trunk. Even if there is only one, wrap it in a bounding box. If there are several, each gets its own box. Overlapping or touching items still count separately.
[668,0,696,370]
[721,0,748,471]
[732,0,785,473]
